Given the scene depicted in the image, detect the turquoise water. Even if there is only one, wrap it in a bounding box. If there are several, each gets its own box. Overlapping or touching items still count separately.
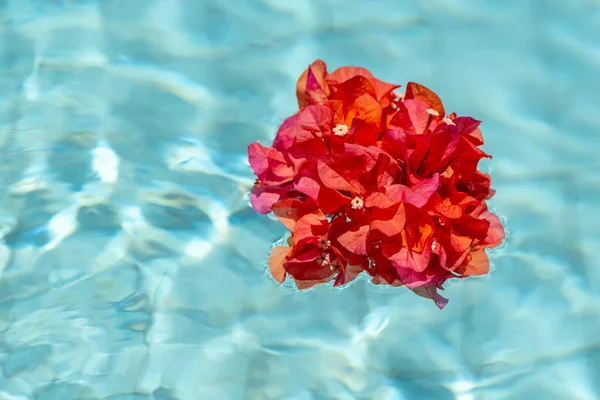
[1,1,599,399]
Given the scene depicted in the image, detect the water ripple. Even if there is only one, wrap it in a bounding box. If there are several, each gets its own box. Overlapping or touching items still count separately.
[0,0,599,399]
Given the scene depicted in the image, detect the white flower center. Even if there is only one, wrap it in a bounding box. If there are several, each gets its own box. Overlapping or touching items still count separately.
[426,108,440,117]
[332,124,349,137]
[351,196,364,210]
[330,259,339,271]
[317,253,331,267]
[318,237,331,250]
[443,117,455,125]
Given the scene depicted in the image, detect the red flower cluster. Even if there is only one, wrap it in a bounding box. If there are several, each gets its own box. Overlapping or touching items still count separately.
[248,60,505,308]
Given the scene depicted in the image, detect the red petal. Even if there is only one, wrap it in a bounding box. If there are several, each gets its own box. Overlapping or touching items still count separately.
[331,75,376,103]
[381,128,408,160]
[369,251,403,285]
[285,246,334,282]
[294,172,321,200]
[249,184,291,214]
[395,265,434,288]
[388,246,431,273]
[417,126,461,175]
[317,158,361,193]
[273,105,335,152]
[349,119,379,147]
[327,217,351,270]
[402,99,433,134]
[295,161,352,214]
[247,142,293,185]
[290,137,328,159]
[413,283,449,309]
[453,215,490,241]
[443,234,473,270]
[326,66,400,103]
[449,136,491,173]
[480,210,506,248]
[373,154,399,188]
[305,65,329,104]
[318,188,351,214]
[453,117,483,145]
[343,143,392,170]
[348,252,370,270]
[384,174,439,208]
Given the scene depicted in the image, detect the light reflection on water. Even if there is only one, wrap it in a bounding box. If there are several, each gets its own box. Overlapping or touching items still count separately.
[1,1,599,399]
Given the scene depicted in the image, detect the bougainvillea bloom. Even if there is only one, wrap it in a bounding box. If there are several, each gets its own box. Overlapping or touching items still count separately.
[248,60,505,309]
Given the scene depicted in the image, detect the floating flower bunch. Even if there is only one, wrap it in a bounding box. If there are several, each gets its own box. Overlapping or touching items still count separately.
[248,60,505,308]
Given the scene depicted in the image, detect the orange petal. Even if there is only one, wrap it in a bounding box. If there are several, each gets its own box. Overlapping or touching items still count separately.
[448,235,473,269]
[469,128,484,145]
[370,202,406,237]
[297,60,329,107]
[296,278,330,290]
[434,197,463,219]
[347,94,382,127]
[268,246,291,283]
[316,159,359,193]
[292,211,328,245]
[480,210,506,248]
[457,248,489,276]
[364,191,396,209]
[334,263,364,287]
[327,66,400,102]
[338,224,370,255]
[405,82,445,118]
[388,246,431,273]
[272,198,318,231]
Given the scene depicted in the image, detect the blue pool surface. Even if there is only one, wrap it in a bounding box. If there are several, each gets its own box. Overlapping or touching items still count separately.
[1,1,599,399]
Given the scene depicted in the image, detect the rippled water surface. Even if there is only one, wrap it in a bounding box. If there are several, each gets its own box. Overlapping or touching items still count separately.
[1,1,599,399]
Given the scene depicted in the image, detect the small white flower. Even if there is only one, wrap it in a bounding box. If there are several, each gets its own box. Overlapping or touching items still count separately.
[318,237,331,250]
[318,253,331,267]
[443,117,455,125]
[426,108,440,117]
[394,91,405,100]
[431,240,439,252]
[351,196,364,210]
[332,124,349,137]
[330,259,339,271]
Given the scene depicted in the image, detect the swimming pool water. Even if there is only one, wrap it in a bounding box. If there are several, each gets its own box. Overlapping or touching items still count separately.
[1,1,599,399]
